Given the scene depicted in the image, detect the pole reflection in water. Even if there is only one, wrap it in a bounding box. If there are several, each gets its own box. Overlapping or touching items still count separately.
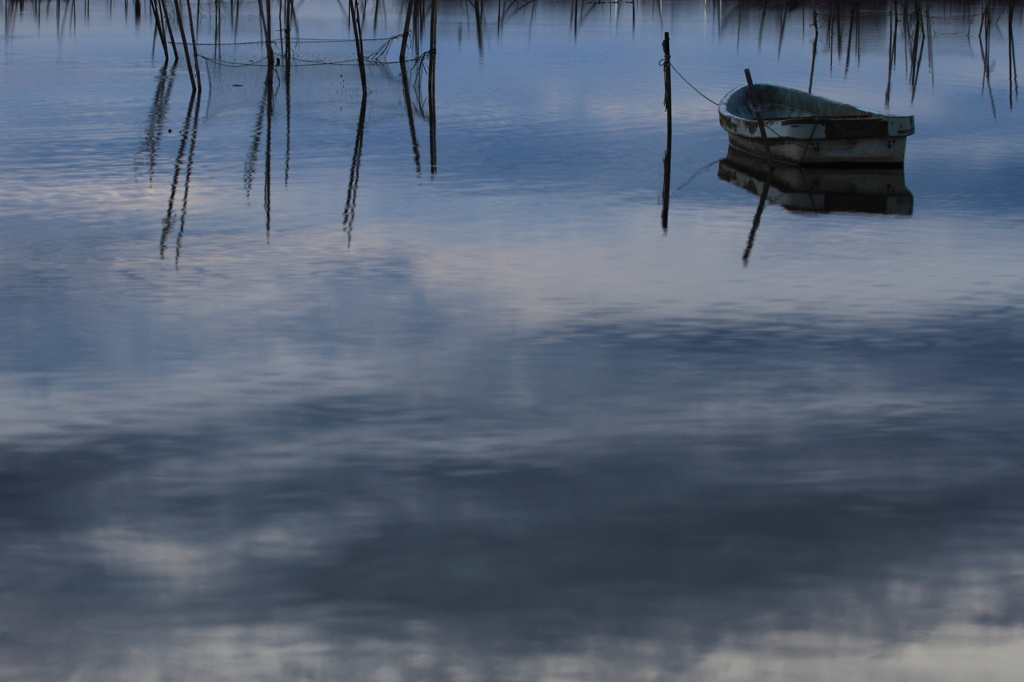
[284,20,293,186]
[401,57,424,174]
[843,1,859,77]
[243,83,269,203]
[741,167,772,266]
[905,1,928,103]
[775,0,789,59]
[400,0,423,175]
[886,3,897,107]
[263,73,273,238]
[343,93,368,248]
[138,63,175,184]
[470,0,485,56]
[159,83,201,268]
[981,1,999,117]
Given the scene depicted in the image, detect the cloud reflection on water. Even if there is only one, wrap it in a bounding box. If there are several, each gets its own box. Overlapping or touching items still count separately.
[3,304,1024,678]
[2,0,1024,680]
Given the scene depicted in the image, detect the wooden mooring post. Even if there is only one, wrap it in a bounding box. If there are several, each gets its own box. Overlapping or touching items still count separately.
[661,32,672,233]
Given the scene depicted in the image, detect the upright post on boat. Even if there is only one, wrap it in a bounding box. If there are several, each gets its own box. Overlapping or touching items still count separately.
[744,68,774,170]
[661,32,672,233]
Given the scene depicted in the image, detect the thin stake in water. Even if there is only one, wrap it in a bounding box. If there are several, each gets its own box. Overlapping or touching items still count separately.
[661,31,672,233]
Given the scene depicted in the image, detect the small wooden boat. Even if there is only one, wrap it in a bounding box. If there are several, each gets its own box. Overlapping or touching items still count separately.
[719,84,914,167]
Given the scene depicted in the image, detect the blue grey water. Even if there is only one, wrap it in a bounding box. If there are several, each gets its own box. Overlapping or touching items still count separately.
[1,1,1023,679]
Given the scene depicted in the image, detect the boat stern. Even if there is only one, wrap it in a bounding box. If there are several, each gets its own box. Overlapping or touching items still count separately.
[887,115,915,137]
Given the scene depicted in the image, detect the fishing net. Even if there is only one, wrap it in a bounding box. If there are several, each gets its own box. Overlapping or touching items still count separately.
[200,34,401,67]
[200,36,431,125]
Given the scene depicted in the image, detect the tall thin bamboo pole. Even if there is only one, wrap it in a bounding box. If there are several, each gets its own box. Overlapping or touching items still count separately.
[185,0,201,91]
[428,0,437,173]
[350,0,368,96]
[400,0,414,63]
[171,0,196,90]
[661,32,671,233]
[150,0,168,60]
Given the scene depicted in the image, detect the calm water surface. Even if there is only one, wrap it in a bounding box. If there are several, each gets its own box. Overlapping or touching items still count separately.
[1,1,1023,679]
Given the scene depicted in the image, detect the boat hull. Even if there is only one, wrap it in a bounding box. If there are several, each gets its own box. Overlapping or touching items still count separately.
[723,125,908,168]
[718,85,914,168]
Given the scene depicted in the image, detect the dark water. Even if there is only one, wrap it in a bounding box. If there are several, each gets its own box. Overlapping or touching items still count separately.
[2,1,1023,679]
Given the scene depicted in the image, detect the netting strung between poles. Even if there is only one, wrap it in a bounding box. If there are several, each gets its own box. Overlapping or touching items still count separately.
[202,34,399,67]
[200,34,433,126]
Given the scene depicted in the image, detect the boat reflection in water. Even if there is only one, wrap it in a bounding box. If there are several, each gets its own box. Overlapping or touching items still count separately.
[718,147,914,215]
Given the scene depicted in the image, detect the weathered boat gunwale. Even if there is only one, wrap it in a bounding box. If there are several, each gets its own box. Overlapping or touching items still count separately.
[778,115,874,124]
[719,83,915,168]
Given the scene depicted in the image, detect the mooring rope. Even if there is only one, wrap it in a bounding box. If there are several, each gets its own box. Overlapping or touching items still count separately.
[661,60,718,106]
